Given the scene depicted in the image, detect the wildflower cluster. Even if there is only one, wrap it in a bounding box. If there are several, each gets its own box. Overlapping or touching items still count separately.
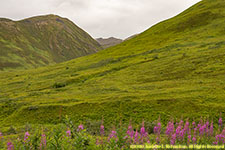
[0,116,224,149]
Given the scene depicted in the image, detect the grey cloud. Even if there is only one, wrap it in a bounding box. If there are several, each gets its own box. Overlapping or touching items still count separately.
[0,0,201,39]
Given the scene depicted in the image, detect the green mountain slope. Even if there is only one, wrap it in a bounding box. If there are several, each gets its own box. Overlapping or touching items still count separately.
[0,0,225,127]
[0,15,102,70]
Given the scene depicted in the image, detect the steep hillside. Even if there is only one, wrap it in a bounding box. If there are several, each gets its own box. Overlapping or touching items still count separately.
[0,0,225,128]
[96,37,123,49]
[124,33,139,41]
[0,15,102,70]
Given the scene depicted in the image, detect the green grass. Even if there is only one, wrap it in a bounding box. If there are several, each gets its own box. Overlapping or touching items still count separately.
[0,15,102,71]
[0,0,225,129]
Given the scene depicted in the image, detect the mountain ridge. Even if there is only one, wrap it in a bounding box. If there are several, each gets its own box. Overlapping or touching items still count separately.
[0,14,102,71]
[96,37,123,49]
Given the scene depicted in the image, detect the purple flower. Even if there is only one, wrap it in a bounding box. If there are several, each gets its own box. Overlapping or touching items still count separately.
[192,128,197,144]
[7,141,14,150]
[210,122,214,136]
[153,122,161,144]
[108,130,118,142]
[179,120,184,126]
[179,129,185,141]
[128,124,132,130]
[215,134,225,144]
[0,132,2,140]
[100,124,104,135]
[192,121,196,128]
[141,126,146,135]
[77,124,84,132]
[170,133,176,145]
[192,136,197,144]
[197,123,201,129]
[40,133,47,149]
[127,124,134,138]
[165,122,174,138]
[199,125,205,136]
[157,122,161,131]
[24,132,30,142]
[222,128,225,136]
[66,129,71,137]
[25,132,30,137]
[184,120,190,134]
[134,130,139,144]
[187,134,191,145]
[176,126,181,135]
[185,120,190,127]
[136,122,150,144]
[219,117,223,127]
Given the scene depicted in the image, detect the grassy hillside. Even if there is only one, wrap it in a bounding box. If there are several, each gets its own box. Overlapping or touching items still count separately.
[0,0,225,128]
[0,15,102,71]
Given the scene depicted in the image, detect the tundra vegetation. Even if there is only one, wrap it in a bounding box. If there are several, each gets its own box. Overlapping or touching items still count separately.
[0,0,225,149]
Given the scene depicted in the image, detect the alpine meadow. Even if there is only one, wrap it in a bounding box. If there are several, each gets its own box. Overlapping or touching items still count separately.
[0,0,225,149]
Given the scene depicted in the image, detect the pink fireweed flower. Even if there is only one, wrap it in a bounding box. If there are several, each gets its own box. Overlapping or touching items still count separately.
[154,121,161,144]
[187,134,191,145]
[24,132,30,142]
[154,122,161,134]
[66,129,71,137]
[153,126,158,134]
[157,122,161,132]
[199,125,205,136]
[179,120,184,126]
[205,123,209,136]
[179,129,185,141]
[7,141,14,150]
[222,128,225,136]
[108,130,118,142]
[185,120,190,127]
[192,136,197,144]
[219,117,223,127]
[77,124,84,132]
[170,133,176,145]
[203,124,207,135]
[100,124,104,135]
[194,127,197,133]
[140,122,148,139]
[176,126,181,135]
[141,126,146,136]
[213,141,218,145]
[134,130,140,144]
[184,120,190,135]
[192,121,196,128]
[214,134,225,145]
[210,121,214,136]
[197,123,201,129]
[192,128,197,144]
[165,121,174,138]
[127,124,134,138]
[40,133,47,150]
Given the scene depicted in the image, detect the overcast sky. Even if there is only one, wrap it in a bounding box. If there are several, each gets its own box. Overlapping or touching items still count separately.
[0,0,201,39]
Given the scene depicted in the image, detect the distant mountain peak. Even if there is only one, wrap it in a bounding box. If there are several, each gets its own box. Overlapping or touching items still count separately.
[96,37,123,49]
